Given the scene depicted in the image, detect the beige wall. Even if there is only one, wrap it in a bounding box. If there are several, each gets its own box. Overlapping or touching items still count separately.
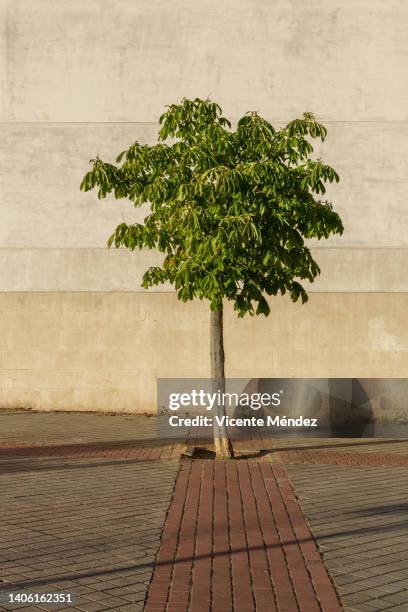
[1,1,408,412]
[2,0,407,123]
[1,292,408,413]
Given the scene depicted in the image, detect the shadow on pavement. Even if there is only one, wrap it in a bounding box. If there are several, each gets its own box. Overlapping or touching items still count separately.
[2,515,408,592]
[0,455,179,475]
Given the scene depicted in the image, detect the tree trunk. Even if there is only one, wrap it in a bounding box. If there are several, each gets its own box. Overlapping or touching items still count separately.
[210,305,234,459]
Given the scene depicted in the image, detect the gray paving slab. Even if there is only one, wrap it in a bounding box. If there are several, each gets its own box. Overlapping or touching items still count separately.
[0,411,161,446]
[287,463,408,612]
[0,453,179,611]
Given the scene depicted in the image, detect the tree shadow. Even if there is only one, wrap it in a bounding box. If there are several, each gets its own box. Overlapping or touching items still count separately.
[0,454,180,475]
[1,513,408,592]
[0,435,186,457]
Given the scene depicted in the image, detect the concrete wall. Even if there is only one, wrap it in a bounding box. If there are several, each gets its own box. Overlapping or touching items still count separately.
[1,293,408,413]
[1,0,408,412]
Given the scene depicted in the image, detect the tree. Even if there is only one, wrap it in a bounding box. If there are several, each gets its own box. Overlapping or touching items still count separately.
[80,97,343,459]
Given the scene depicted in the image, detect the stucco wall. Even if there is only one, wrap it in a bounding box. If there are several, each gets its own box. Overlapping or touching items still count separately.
[1,0,407,412]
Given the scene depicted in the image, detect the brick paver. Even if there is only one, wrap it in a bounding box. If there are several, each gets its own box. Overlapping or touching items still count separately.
[0,454,179,611]
[272,448,408,467]
[4,412,408,612]
[287,463,408,612]
[145,459,342,612]
[0,411,161,444]
[0,411,186,460]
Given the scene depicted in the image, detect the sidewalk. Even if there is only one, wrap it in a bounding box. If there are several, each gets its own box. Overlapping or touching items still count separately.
[1,411,408,611]
[0,455,179,612]
[145,460,341,612]
[288,462,408,611]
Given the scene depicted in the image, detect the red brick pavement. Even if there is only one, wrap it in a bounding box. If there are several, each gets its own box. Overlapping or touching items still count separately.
[274,448,408,466]
[0,440,183,460]
[4,441,408,466]
[145,460,342,612]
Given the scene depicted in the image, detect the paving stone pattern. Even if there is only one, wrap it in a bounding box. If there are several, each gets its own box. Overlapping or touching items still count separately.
[275,448,408,467]
[287,463,408,612]
[145,460,341,612]
[4,412,408,612]
[268,439,408,455]
[0,412,160,445]
[0,412,185,460]
[0,456,179,611]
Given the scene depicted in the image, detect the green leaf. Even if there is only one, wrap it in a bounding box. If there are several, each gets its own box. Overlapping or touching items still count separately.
[80,97,342,317]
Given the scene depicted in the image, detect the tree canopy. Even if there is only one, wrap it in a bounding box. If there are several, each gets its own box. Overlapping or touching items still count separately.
[80,97,343,317]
